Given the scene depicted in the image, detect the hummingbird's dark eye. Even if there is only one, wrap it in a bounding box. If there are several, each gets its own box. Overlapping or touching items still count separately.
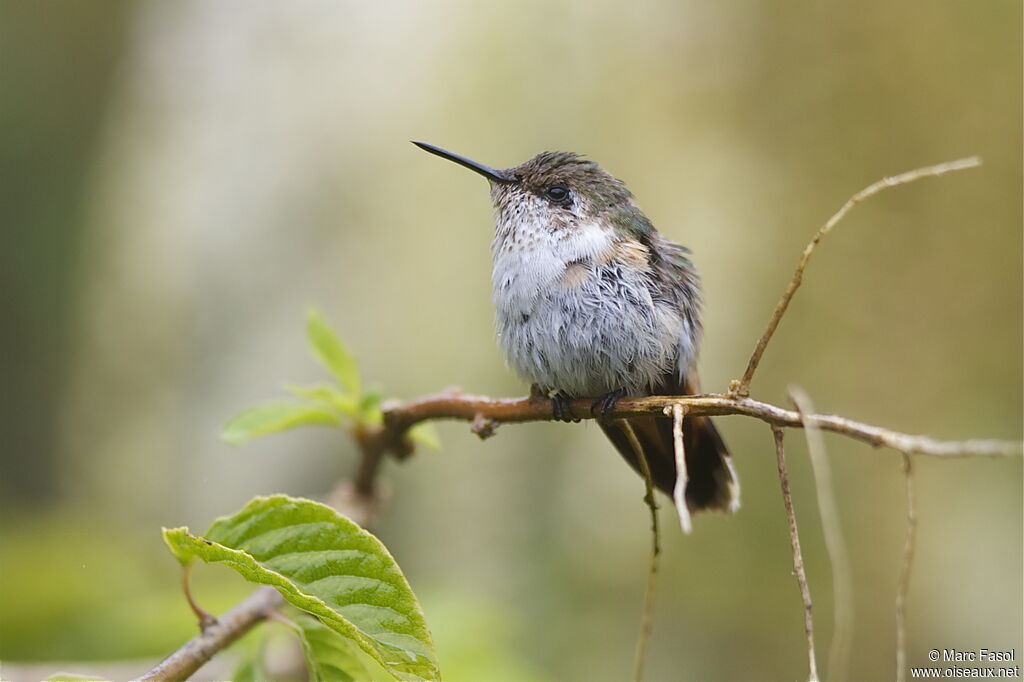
[544,185,570,203]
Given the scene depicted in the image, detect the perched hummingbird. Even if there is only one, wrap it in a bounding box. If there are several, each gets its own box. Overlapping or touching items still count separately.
[414,142,739,515]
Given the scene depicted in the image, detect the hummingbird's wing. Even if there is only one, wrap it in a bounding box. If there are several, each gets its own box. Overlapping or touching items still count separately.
[649,235,702,329]
[600,217,737,512]
[610,206,703,334]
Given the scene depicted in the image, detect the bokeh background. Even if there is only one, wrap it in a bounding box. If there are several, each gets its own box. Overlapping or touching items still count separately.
[1,1,1021,680]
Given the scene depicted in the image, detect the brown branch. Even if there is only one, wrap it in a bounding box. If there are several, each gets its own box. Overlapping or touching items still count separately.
[895,452,918,682]
[133,586,284,682]
[377,391,1021,459]
[732,156,982,397]
[773,426,820,682]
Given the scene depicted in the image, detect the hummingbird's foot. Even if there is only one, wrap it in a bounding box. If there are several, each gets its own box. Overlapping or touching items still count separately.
[591,388,626,418]
[550,391,580,423]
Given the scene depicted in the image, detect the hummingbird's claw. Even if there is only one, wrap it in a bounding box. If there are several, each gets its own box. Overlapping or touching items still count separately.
[551,392,580,423]
[591,389,626,418]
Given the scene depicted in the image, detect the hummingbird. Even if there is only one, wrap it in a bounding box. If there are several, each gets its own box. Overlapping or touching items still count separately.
[414,142,739,515]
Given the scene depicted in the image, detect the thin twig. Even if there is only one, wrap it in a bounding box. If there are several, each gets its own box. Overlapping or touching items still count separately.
[791,387,853,682]
[772,426,820,682]
[666,403,693,534]
[622,421,661,682]
[134,586,284,682]
[733,156,982,397]
[895,453,918,682]
[379,392,1022,459]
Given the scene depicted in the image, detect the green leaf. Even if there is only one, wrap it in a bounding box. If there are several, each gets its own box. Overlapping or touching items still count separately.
[162,529,195,565]
[229,634,267,682]
[43,675,108,682]
[359,391,384,426]
[221,401,341,445]
[407,423,441,451]
[306,308,361,396]
[162,496,440,682]
[230,656,265,682]
[286,383,361,417]
[290,614,389,682]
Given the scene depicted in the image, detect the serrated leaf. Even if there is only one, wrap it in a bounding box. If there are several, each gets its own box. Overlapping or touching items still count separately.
[407,423,441,452]
[162,496,440,682]
[306,309,361,396]
[290,614,388,682]
[286,383,361,417]
[221,401,341,445]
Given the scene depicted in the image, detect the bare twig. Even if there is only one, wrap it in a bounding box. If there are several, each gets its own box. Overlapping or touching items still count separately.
[772,426,820,682]
[895,453,918,682]
[378,392,1021,459]
[352,423,388,495]
[733,156,982,397]
[134,586,284,682]
[790,387,853,682]
[622,421,661,682]
[666,402,693,534]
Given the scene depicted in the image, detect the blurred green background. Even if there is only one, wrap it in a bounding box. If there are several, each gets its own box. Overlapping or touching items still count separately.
[1,1,1020,680]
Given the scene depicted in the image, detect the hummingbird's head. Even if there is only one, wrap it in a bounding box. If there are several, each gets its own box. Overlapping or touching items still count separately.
[413,142,633,234]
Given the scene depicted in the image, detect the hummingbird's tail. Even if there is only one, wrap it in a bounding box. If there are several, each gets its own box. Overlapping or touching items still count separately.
[599,378,739,514]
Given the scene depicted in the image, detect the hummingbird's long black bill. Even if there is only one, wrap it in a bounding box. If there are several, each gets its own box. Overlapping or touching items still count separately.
[412,141,514,183]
